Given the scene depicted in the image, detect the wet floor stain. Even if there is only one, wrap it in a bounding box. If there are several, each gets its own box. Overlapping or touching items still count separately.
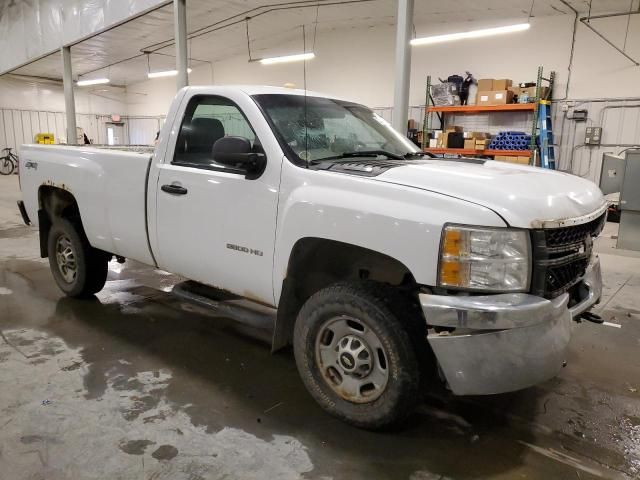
[20,435,57,445]
[119,439,156,455]
[0,320,315,479]
[0,226,29,239]
[152,444,179,461]
[1,256,639,479]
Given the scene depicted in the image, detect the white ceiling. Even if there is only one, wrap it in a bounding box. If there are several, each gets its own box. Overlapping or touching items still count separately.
[7,0,638,86]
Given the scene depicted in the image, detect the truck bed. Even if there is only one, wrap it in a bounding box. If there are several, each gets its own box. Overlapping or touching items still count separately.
[19,144,156,266]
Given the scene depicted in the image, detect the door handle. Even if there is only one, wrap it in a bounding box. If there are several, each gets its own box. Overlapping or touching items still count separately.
[161,184,188,195]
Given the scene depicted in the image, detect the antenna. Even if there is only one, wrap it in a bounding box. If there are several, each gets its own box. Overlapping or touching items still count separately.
[245,17,253,62]
[303,23,309,168]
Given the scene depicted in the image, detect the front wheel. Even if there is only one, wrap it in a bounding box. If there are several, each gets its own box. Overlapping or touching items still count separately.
[293,282,421,429]
[47,218,109,297]
[0,157,14,175]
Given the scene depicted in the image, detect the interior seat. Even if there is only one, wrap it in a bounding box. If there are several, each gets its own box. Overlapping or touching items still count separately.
[186,117,225,160]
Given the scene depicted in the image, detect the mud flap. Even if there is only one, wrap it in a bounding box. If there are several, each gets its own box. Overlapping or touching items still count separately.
[38,209,51,258]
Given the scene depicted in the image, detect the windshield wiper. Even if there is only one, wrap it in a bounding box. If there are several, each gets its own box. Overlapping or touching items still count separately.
[313,150,404,162]
[404,151,436,159]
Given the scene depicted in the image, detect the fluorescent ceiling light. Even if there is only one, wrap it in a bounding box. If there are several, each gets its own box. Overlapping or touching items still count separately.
[259,52,315,65]
[147,68,192,79]
[411,23,530,46]
[76,78,110,86]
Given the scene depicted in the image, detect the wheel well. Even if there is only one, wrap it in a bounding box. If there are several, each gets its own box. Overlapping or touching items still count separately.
[37,186,82,258]
[272,237,417,351]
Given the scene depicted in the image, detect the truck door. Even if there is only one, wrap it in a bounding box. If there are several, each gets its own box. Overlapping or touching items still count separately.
[152,92,281,305]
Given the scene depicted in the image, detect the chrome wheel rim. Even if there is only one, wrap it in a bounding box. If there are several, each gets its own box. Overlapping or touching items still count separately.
[55,235,77,283]
[314,315,389,403]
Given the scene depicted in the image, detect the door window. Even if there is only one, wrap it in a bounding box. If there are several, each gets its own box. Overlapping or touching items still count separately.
[173,95,257,170]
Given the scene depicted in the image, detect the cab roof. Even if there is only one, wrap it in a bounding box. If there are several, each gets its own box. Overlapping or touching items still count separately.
[183,84,346,102]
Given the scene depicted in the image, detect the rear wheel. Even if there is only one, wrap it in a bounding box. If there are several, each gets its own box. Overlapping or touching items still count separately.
[0,157,14,175]
[293,282,422,429]
[47,218,109,297]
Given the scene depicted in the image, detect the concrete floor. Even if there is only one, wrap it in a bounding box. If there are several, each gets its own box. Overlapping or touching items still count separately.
[1,174,639,480]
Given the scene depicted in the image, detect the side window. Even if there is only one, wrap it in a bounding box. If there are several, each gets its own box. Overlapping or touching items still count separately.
[173,95,257,168]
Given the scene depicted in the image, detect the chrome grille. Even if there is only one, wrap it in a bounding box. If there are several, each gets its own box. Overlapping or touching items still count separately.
[531,212,606,299]
[544,215,607,247]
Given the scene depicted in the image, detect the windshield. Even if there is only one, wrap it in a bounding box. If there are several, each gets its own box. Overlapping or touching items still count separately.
[252,94,420,165]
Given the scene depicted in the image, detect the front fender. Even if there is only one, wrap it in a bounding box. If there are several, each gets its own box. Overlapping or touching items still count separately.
[273,166,506,303]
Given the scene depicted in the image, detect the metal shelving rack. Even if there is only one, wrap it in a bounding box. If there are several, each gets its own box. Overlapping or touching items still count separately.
[421,66,555,165]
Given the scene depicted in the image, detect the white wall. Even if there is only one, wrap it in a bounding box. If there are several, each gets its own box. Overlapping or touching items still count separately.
[0,75,160,147]
[125,64,214,117]
[125,13,640,112]
[0,76,126,114]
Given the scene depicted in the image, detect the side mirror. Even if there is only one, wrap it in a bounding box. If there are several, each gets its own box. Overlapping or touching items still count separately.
[212,136,266,179]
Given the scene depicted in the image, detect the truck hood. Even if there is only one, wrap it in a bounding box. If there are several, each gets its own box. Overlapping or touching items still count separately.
[375,159,606,228]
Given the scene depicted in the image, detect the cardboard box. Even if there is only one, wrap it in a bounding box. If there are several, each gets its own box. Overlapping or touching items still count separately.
[477,90,514,105]
[493,79,513,90]
[475,139,491,150]
[436,126,463,148]
[477,79,494,91]
[464,131,488,139]
[469,132,491,139]
[429,138,438,148]
[491,90,514,104]
[511,86,550,101]
[476,91,493,105]
[464,139,476,149]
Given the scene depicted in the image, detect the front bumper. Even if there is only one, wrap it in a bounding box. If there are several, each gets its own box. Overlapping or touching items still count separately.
[422,256,602,395]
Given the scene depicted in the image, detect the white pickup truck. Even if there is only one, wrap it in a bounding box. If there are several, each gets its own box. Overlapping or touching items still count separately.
[17,85,607,429]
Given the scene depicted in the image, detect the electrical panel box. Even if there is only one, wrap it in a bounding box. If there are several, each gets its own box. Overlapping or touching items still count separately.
[600,153,625,195]
[585,127,602,145]
[572,109,588,121]
[618,150,640,250]
[620,150,640,211]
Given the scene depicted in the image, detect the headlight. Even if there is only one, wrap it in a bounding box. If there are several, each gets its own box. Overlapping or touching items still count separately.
[438,225,531,292]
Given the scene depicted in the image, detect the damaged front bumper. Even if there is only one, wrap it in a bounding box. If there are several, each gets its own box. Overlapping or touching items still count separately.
[421,256,602,395]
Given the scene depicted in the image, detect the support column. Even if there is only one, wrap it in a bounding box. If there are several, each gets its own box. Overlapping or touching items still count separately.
[392,0,414,134]
[174,0,188,90]
[61,46,77,144]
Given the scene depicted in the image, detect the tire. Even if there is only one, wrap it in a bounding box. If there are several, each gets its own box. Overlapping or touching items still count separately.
[47,218,109,298]
[0,157,14,175]
[293,282,422,429]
